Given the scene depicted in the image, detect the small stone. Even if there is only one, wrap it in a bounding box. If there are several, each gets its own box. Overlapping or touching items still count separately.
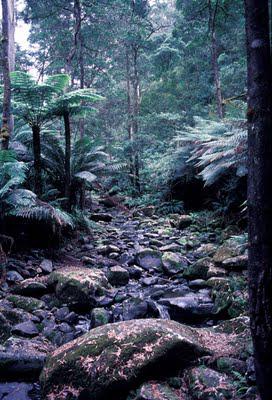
[222,254,248,270]
[185,367,234,399]
[40,260,53,274]
[178,215,192,230]
[6,271,24,283]
[90,213,112,222]
[162,252,188,275]
[13,279,48,297]
[136,382,180,400]
[12,321,39,337]
[141,277,158,286]
[183,258,212,280]
[136,248,163,271]
[55,307,70,321]
[0,382,34,400]
[81,256,94,265]
[7,295,45,313]
[128,265,142,279]
[58,323,73,333]
[91,308,110,328]
[108,266,129,286]
[189,279,207,289]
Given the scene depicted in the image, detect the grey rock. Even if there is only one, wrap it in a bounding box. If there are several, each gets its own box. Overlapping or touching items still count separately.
[40,260,53,274]
[12,321,39,337]
[6,271,24,283]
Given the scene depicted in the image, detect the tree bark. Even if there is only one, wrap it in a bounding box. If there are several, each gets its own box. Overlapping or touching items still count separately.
[63,112,72,211]
[1,0,14,150]
[211,31,224,119]
[32,125,42,197]
[208,0,224,119]
[125,47,135,187]
[125,45,141,194]
[245,1,272,399]
[131,45,141,193]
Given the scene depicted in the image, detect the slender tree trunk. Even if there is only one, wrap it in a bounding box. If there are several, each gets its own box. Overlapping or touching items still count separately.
[245,1,272,399]
[131,46,141,193]
[32,125,42,197]
[125,47,135,187]
[8,0,15,135]
[126,45,141,194]
[211,31,224,119]
[208,0,224,119]
[63,112,71,211]
[1,0,14,150]
[79,32,85,139]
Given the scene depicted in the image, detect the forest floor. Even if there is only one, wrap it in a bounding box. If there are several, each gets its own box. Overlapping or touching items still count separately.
[0,201,258,400]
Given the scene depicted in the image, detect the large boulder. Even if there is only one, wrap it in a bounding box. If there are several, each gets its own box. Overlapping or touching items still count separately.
[48,267,110,309]
[40,319,208,400]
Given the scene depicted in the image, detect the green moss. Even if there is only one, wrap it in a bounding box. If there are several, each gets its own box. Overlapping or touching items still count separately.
[6,295,45,312]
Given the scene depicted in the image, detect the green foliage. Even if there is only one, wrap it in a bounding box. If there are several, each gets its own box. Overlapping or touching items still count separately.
[0,149,72,228]
[11,72,70,126]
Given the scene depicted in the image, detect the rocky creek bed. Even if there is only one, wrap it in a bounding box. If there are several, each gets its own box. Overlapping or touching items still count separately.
[0,205,257,399]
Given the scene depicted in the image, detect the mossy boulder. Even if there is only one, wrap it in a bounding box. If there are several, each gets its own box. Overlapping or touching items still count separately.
[108,266,129,286]
[183,258,212,280]
[6,295,46,313]
[185,367,234,399]
[40,319,208,400]
[48,267,110,310]
[133,382,180,400]
[162,252,188,275]
[136,249,163,271]
[213,245,236,264]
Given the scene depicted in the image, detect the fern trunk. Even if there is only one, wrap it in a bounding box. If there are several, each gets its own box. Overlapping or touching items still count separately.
[32,125,42,197]
[245,1,272,399]
[63,112,71,211]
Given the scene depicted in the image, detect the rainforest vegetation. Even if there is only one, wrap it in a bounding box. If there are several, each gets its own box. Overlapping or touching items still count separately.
[0,1,271,399]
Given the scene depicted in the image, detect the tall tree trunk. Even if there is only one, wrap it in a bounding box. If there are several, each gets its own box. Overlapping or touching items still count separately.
[211,31,224,119]
[131,46,141,193]
[1,0,14,150]
[79,32,85,139]
[66,0,82,78]
[245,1,272,399]
[125,47,135,187]
[63,112,72,211]
[126,45,141,194]
[32,125,42,197]
[208,0,224,119]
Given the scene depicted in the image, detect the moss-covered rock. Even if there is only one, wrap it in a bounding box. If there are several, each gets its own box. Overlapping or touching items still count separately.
[185,366,234,399]
[134,382,180,400]
[136,249,163,271]
[6,295,45,313]
[162,252,188,275]
[48,267,110,310]
[91,308,110,328]
[40,319,208,400]
[108,266,129,286]
[183,258,212,280]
